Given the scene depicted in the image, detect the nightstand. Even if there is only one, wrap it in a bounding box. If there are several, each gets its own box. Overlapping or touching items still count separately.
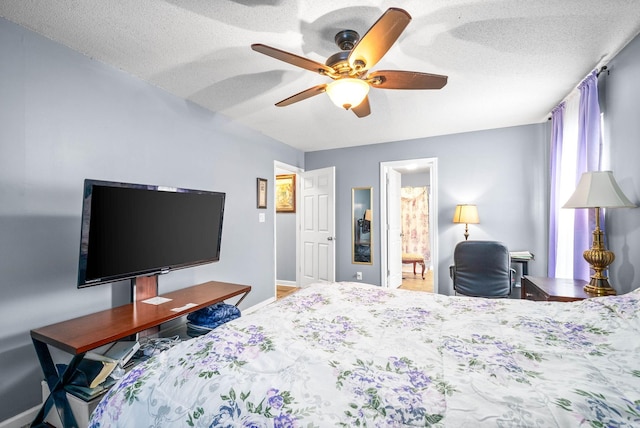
[521,276,592,302]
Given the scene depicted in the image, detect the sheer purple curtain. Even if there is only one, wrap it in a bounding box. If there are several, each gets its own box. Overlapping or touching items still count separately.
[548,70,602,279]
[573,71,602,280]
[548,103,565,277]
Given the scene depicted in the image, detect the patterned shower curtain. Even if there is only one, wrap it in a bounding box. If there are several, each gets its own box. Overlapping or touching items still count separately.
[401,186,430,262]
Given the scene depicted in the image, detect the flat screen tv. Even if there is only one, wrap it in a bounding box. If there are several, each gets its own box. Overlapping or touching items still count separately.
[77,179,225,288]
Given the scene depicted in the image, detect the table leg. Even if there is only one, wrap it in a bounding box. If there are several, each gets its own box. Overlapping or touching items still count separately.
[32,339,82,428]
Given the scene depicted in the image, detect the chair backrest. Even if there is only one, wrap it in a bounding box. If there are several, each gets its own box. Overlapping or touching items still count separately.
[452,240,512,298]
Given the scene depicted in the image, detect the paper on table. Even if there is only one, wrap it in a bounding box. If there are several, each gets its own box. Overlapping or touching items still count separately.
[510,251,534,259]
[171,303,198,312]
[141,296,173,305]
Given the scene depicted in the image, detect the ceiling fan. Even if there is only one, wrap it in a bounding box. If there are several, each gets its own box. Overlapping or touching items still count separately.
[251,7,448,118]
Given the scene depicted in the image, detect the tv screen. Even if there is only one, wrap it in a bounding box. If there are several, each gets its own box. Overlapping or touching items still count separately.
[77,179,225,288]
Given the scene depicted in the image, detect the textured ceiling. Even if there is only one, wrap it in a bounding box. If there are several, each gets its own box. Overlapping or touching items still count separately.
[2,1,640,152]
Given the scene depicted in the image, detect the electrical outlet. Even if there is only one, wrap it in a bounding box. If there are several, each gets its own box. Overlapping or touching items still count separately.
[356,272,362,280]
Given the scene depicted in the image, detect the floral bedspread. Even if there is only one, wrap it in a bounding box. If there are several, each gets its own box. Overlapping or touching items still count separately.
[90,282,640,427]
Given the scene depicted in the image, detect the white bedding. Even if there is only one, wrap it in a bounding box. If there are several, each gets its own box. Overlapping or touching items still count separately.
[89,282,640,427]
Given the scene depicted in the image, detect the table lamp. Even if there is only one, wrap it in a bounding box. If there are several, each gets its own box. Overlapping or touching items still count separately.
[361,209,372,233]
[563,171,636,295]
[453,204,479,240]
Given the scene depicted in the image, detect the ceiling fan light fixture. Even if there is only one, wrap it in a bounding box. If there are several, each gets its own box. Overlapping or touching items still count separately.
[252,8,447,117]
[326,78,370,110]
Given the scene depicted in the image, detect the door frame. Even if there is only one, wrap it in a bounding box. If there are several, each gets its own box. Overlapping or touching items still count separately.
[379,158,439,292]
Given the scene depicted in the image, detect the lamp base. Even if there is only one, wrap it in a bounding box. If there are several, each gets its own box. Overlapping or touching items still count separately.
[582,219,617,296]
[583,277,617,296]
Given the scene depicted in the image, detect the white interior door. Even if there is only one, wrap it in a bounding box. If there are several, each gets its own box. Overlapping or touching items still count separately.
[300,167,335,285]
[387,169,403,288]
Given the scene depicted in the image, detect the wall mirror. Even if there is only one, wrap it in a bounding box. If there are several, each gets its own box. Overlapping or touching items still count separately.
[352,187,373,264]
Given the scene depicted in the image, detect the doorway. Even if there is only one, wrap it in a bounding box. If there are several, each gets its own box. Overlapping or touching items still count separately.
[380,158,438,293]
[274,162,302,293]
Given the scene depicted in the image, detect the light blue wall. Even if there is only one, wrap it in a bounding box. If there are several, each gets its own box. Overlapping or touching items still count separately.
[0,18,303,420]
[276,212,296,282]
[599,34,640,294]
[305,124,550,289]
[402,171,430,187]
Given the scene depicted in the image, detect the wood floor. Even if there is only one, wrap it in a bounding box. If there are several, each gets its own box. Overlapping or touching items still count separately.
[399,269,434,292]
[276,285,299,299]
[276,269,434,299]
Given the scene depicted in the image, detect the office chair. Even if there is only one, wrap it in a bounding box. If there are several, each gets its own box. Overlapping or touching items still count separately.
[450,240,514,298]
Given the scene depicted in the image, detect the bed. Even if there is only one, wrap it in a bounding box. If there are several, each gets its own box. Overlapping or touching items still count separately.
[89,281,640,427]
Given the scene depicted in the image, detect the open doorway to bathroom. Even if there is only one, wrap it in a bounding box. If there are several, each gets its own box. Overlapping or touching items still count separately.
[380,158,438,293]
[400,182,433,291]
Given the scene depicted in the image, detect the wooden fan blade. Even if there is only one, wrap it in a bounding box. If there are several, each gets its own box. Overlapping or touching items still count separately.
[367,70,448,90]
[251,44,335,76]
[352,96,371,118]
[348,8,411,72]
[275,84,328,107]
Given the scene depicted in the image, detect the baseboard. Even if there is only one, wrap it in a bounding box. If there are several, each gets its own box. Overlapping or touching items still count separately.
[242,296,276,315]
[276,280,297,287]
[0,404,39,428]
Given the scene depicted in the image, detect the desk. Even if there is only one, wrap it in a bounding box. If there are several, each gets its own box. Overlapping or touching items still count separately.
[510,252,534,275]
[354,241,371,263]
[31,281,250,428]
[521,276,592,302]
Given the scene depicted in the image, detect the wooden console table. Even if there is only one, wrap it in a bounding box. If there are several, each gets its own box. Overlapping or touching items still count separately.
[31,280,251,428]
[521,276,591,302]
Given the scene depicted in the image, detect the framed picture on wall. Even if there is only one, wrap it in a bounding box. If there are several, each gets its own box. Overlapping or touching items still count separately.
[257,178,267,209]
[275,174,296,213]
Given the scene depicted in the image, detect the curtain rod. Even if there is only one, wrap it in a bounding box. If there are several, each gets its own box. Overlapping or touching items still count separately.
[596,66,609,77]
[548,66,609,120]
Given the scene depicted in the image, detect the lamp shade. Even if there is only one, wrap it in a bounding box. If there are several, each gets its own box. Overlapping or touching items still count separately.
[563,171,636,208]
[364,209,372,221]
[453,204,479,224]
[326,78,369,110]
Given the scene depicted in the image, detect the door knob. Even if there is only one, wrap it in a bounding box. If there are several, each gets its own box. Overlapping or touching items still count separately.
[327,236,336,241]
